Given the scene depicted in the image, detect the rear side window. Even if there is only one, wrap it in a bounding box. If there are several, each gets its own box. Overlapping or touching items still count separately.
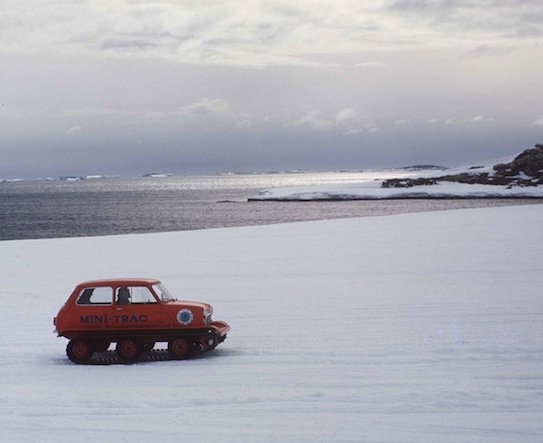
[77,287,113,305]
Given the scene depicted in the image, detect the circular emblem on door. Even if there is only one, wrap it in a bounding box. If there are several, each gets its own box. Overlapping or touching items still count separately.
[176,309,194,325]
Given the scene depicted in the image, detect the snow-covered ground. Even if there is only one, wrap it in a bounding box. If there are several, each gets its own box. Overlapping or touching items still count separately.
[1,205,543,442]
[249,153,543,200]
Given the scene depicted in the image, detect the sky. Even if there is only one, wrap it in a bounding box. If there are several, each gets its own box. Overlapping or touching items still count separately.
[1,0,542,178]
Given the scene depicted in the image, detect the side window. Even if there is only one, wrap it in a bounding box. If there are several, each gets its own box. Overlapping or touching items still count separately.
[130,286,158,304]
[77,287,112,305]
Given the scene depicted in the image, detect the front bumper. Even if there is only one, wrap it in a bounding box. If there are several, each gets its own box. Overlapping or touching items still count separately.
[209,320,230,338]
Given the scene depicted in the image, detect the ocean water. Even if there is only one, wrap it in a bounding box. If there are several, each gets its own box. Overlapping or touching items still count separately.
[1,172,539,241]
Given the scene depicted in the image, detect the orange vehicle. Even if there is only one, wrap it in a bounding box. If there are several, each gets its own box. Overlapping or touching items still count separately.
[54,278,230,364]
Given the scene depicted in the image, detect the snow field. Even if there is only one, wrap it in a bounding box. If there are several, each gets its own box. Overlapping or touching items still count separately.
[1,205,543,442]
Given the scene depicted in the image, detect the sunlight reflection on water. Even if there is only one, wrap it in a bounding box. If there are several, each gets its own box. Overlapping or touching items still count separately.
[1,172,539,240]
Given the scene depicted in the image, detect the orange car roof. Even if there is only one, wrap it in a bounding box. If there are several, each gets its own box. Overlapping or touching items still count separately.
[76,278,161,287]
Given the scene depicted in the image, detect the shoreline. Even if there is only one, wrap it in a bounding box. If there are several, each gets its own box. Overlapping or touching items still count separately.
[3,198,542,242]
[248,195,543,201]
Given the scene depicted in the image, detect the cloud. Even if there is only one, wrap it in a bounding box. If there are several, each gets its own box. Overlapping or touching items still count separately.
[353,62,387,68]
[176,98,260,129]
[67,99,234,120]
[179,98,232,117]
[296,106,379,136]
[343,128,364,135]
[386,0,543,52]
[1,1,541,67]
[335,108,358,124]
[336,108,380,135]
[388,0,429,12]
[295,109,334,131]
[66,125,81,134]
[471,115,495,123]
[425,117,455,125]
[531,116,543,127]
[463,44,517,57]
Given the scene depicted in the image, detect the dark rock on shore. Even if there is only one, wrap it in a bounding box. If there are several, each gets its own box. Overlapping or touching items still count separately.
[383,144,543,189]
[381,177,439,188]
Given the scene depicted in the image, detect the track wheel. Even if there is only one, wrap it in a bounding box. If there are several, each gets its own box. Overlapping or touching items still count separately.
[200,334,218,352]
[168,338,190,359]
[67,339,93,364]
[116,338,143,363]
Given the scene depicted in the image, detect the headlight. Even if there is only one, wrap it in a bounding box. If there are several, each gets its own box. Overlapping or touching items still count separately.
[203,306,213,324]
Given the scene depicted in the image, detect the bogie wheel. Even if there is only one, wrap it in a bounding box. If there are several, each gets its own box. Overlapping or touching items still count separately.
[116,338,143,363]
[67,339,93,364]
[200,334,218,352]
[168,338,190,359]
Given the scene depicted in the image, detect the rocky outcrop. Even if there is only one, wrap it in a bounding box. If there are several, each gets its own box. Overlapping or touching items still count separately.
[380,177,438,188]
[492,144,543,186]
[382,144,543,189]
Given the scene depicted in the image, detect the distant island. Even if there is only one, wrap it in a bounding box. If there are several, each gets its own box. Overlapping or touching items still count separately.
[399,164,448,172]
[59,175,106,181]
[142,173,173,178]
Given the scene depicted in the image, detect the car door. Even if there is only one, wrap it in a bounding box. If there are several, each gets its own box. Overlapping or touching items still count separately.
[112,285,163,328]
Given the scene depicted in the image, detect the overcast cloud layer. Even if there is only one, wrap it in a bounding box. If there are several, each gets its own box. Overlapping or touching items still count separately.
[1,0,542,177]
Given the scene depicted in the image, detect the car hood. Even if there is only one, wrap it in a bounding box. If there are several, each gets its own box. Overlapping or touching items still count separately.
[166,300,210,310]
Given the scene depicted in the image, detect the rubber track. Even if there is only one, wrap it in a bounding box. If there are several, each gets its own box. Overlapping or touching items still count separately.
[88,348,196,365]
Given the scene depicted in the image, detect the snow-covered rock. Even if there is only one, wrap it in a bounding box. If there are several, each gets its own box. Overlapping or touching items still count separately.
[250,145,543,200]
[384,144,543,189]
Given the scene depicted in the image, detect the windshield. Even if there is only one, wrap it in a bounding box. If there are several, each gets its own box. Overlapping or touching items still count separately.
[152,283,176,302]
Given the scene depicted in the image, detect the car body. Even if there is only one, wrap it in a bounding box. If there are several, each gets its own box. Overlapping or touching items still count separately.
[54,278,230,363]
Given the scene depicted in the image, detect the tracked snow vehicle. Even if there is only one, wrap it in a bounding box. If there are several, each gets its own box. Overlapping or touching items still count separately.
[54,279,230,364]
